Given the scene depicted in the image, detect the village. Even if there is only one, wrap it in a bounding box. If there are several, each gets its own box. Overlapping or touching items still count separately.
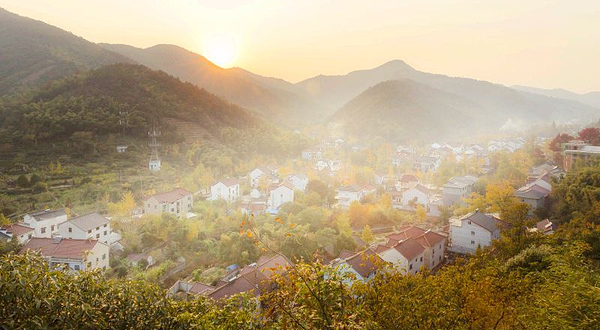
[2,130,598,301]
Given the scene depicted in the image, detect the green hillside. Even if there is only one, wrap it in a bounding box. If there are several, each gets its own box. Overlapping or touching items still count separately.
[0,8,132,95]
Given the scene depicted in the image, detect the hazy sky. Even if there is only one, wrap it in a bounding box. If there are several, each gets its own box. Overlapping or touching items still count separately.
[1,0,599,93]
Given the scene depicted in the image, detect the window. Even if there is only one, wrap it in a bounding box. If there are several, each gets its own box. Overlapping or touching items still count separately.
[471,231,475,235]
[420,257,423,262]
[439,256,442,261]
[41,227,46,234]
[471,240,475,244]
[415,258,418,262]
[87,262,92,268]
[96,233,100,239]
[28,234,32,239]
[68,227,72,233]
[409,264,413,270]
[96,257,99,262]
[439,244,442,249]
[468,221,471,225]
[95,227,99,231]
[104,230,107,235]
[88,230,92,234]
[102,254,106,260]
[74,265,80,270]
[104,224,107,228]
[51,225,55,231]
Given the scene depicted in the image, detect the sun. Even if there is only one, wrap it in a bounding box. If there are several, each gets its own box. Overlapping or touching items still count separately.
[203,34,237,68]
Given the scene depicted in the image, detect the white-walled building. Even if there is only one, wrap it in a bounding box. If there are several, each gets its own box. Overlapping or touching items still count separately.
[415,231,446,269]
[449,211,508,254]
[57,212,112,245]
[401,184,430,207]
[21,237,110,271]
[333,249,383,283]
[23,209,67,238]
[268,182,295,213]
[286,173,308,191]
[249,165,279,187]
[442,176,478,206]
[335,185,367,209]
[210,179,241,202]
[375,238,425,275]
[0,224,34,244]
[144,188,193,219]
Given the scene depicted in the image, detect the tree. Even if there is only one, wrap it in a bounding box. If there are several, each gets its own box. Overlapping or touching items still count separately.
[485,181,517,214]
[416,204,427,223]
[578,127,600,145]
[16,175,29,188]
[549,133,574,152]
[361,225,375,244]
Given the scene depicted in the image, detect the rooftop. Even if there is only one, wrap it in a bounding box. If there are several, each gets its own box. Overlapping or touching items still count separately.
[67,212,109,232]
[25,209,66,222]
[21,238,101,260]
[146,188,192,203]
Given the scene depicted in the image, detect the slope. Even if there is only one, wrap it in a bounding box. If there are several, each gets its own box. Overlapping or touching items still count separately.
[99,43,327,126]
[329,79,488,142]
[512,85,600,109]
[298,60,600,126]
[0,7,132,95]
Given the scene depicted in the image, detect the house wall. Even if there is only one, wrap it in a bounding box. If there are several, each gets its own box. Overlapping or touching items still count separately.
[86,242,110,270]
[450,220,496,254]
[23,213,67,238]
[380,249,423,275]
[288,176,308,191]
[210,183,240,202]
[145,195,193,219]
[336,190,361,209]
[423,240,446,269]
[58,221,112,245]
[442,185,474,206]
[401,189,428,207]
[269,187,294,211]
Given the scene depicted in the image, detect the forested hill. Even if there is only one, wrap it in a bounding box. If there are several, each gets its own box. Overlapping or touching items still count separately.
[0,64,305,156]
[0,8,132,95]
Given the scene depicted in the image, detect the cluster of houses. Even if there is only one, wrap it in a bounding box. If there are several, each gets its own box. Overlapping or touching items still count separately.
[562,140,600,171]
[206,165,308,215]
[0,209,117,271]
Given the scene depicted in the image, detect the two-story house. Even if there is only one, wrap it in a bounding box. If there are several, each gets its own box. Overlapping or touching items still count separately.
[449,210,509,254]
[415,230,446,269]
[22,209,67,238]
[57,212,112,245]
[335,185,367,209]
[375,238,425,275]
[0,224,34,244]
[442,176,478,206]
[286,173,308,191]
[268,182,295,213]
[210,179,241,202]
[144,188,193,219]
[249,165,279,187]
[21,237,110,271]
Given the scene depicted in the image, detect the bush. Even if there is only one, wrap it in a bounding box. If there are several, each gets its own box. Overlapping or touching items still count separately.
[16,174,29,188]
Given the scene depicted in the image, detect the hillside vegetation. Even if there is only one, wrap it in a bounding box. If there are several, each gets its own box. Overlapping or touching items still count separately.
[0,8,131,95]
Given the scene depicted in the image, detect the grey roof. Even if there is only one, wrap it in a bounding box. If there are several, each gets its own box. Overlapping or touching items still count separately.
[444,176,478,189]
[26,209,66,222]
[68,212,109,231]
[460,211,501,233]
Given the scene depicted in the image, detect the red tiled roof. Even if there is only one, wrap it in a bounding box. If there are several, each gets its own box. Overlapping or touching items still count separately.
[189,282,215,295]
[337,249,355,260]
[1,223,33,236]
[21,238,100,260]
[216,178,239,187]
[415,231,446,248]
[394,238,425,260]
[344,249,383,278]
[145,188,192,203]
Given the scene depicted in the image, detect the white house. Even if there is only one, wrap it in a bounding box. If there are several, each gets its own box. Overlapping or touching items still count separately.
[144,188,193,219]
[413,155,440,172]
[0,224,34,244]
[286,173,308,191]
[449,211,508,254]
[57,212,113,245]
[415,231,446,269]
[401,184,430,208]
[375,238,425,275]
[21,237,110,271]
[514,172,552,215]
[268,182,295,213]
[249,165,279,187]
[210,179,241,202]
[442,176,478,206]
[333,249,383,283]
[23,209,67,238]
[335,185,366,209]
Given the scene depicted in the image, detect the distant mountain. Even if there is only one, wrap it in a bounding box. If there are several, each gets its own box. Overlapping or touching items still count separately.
[512,85,600,109]
[99,43,327,126]
[330,79,489,141]
[298,60,600,127]
[0,8,132,95]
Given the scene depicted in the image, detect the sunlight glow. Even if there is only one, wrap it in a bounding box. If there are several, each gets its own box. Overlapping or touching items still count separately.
[203,34,237,68]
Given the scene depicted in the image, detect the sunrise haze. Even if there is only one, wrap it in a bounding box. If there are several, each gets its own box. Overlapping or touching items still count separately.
[0,0,598,93]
